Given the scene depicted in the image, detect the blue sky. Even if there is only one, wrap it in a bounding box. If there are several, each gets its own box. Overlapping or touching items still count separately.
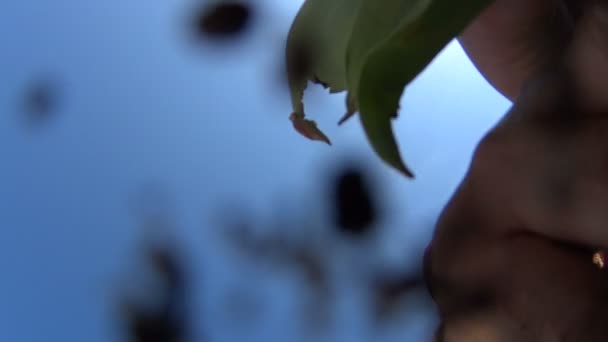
[0,0,509,341]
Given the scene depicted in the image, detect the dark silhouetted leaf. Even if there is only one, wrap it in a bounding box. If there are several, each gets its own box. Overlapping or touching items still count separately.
[332,167,376,234]
[194,2,252,39]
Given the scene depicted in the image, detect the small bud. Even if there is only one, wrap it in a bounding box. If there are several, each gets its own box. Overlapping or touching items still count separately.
[593,251,605,269]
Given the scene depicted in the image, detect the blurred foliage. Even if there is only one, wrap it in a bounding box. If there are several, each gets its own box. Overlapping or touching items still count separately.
[119,164,434,341]
[114,3,443,328]
[21,77,60,128]
[331,166,377,235]
[192,1,253,40]
[120,241,192,342]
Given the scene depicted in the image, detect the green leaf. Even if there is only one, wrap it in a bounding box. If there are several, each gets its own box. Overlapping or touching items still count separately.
[344,0,432,109]
[286,0,493,178]
[286,0,364,114]
[344,0,432,177]
[355,0,492,177]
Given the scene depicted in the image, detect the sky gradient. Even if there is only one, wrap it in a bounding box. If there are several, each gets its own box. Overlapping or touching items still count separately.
[0,0,510,341]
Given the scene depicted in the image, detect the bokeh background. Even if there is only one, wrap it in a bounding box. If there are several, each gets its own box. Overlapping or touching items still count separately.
[0,0,510,341]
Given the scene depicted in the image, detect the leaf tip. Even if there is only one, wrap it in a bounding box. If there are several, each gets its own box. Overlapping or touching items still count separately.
[397,163,415,179]
[290,112,332,145]
[338,93,358,125]
[337,111,355,126]
[381,149,414,178]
